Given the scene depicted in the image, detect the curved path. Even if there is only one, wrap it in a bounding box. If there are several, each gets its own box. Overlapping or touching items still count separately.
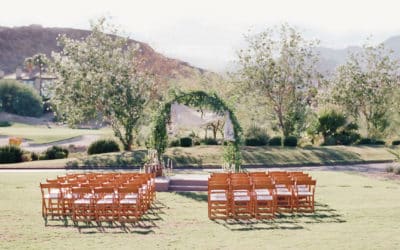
[0,134,101,152]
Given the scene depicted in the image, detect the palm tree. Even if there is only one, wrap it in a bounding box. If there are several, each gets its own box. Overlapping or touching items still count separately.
[24,53,48,96]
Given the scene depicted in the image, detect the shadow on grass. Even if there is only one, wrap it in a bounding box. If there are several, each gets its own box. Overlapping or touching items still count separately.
[241,146,362,166]
[175,191,208,202]
[44,200,167,234]
[212,201,346,231]
[166,148,204,167]
[66,151,147,169]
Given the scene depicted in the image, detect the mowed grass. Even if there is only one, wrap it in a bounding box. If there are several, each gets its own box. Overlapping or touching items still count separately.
[0,171,399,249]
[0,145,396,169]
[0,123,112,144]
[165,145,396,167]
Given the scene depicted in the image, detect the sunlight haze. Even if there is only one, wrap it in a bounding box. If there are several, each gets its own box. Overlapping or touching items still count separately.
[2,0,399,71]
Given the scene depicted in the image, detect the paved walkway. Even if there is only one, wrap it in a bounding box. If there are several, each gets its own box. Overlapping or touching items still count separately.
[0,162,393,174]
[0,135,100,152]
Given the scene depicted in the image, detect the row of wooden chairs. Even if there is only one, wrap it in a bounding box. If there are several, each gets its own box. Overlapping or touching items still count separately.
[208,171,316,220]
[40,172,156,227]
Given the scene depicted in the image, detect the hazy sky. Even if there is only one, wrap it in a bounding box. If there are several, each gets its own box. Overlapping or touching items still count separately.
[2,0,400,71]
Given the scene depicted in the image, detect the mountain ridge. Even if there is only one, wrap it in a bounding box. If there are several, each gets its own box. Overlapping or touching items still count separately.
[0,25,206,81]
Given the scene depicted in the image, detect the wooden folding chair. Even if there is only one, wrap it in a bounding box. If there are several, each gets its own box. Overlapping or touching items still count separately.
[208,181,230,220]
[40,183,63,225]
[230,181,253,219]
[71,187,95,225]
[252,178,276,219]
[94,187,117,226]
[294,179,316,212]
[118,186,142,225]
[274,178,295,213]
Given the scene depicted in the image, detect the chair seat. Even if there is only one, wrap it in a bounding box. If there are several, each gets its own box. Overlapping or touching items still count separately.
[84,194,94,199]
[44,193,60,199]
[74,199,91,204]
[104,194,117,199]
[210,193,227,201]
[255,189,270,195]
[277,188,292,196]
[120,198,137,204]
[297,191,313,196]
[256,195,273,201]
[210,189,226,193]
[233,191,249,196]
[233,195,251,201]
[97,199,114,204]
[124,193,138,199]
[63,193,73,199]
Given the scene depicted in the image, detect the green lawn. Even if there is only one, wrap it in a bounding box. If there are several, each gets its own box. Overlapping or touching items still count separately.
[166,145,396,167]
[0,145,396,169]
[0,171,399,249]
[0,123,112,144]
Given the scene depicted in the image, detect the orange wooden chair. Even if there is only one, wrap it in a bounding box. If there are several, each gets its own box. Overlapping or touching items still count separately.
[117,186,142,225]
[40,183,63,225]
[71,187,95,225]
[230,181,253,219]
[252,178,276,219]
[94,187,117,226]
[208,181,230,220]
[274,178,295,213]
[294,179,316,212]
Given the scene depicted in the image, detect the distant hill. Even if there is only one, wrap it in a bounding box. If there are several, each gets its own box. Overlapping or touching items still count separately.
[0,25,206,81]
[316,36,400,75]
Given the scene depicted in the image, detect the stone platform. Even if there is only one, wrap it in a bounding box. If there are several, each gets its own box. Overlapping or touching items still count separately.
[155,174,209,192]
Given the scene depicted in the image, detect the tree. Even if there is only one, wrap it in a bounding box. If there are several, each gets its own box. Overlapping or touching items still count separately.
[24,53,49,96]
[235,24,320,137]
[0,79,43,117]
[51,18,154,150]
[330,43,399,138]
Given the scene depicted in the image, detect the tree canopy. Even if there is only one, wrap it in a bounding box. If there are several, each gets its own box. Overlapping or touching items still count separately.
[235,24,320,137]
[51,18,154,150]
[330,42,399,138]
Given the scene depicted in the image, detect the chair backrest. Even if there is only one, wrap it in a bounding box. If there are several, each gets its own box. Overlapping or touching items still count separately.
[208,182,229,192]
[71,187,92,199]
[94,187,115,199]
[40,183,61,196]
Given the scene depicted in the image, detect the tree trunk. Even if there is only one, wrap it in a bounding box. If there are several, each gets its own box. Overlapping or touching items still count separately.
[39,67,42,97]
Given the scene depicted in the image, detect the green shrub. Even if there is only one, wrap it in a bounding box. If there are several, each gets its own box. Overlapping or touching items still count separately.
[31,152,39,161]
[0,121,12,127]
[357,138,385,145]
[87,139,120,155]
[201,138,218,145]
[283,136,298,147]
[245,124,269,146]
[169,139,180,147]
[324,136,337,146]
[245,138,266,146]
[22,152,32,162]
[392,140,400,146]
[0,79,43,117]
[0,145,23,163]
[269,136,282,146]
[358,138,373,145]
[44,146,69,160]
[334,132,361,146]
[180,137,192,147]
[317,110,346,138]
[386,165,394,173]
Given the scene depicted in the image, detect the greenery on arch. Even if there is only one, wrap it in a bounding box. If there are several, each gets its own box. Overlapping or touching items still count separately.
[152,90,243,171]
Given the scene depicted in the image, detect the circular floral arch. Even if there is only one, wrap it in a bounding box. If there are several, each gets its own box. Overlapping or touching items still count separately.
[152,91,243,171]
